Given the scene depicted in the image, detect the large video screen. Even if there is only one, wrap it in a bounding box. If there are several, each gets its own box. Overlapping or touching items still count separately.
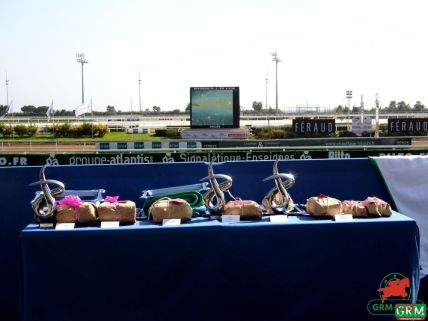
[190,87,240,128]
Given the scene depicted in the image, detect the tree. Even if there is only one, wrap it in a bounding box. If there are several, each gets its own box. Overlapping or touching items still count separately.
[388,101,397,111]
[397,101,411,112]
[414,101,425,111]
[152,106,161,113]
[185,103,190,112]
[0,105,8,116]
[56,109,74,116]
[21,105,37,115]
[106,105,117,115]
[36,106,49,116]
[252,101,263,112]
[335,105,345,113]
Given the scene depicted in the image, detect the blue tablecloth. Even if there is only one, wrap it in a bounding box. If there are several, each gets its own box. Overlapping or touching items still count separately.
[20,212,419,321]
[1,159,396,320]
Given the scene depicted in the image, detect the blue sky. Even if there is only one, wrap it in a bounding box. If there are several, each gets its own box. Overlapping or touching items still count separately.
[1,0,427,112]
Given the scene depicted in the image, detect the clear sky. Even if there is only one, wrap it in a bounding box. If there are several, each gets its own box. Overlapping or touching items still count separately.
[1,0,427,112]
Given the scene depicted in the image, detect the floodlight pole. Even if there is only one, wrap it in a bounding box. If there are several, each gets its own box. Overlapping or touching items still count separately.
[271,52,281,113]
[265,77,268,110]
[76,53,88,104]
[5,72,9,107]
[138,72,142,113]
[375,93,380,138]
[346,90,353,129]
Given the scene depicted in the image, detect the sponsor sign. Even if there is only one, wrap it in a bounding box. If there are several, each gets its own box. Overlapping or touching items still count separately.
[1,148,428,166]
[388,118,428,134]
[292,119,335,136]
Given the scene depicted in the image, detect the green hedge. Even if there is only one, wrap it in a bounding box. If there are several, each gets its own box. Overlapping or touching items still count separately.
[0,124,38,137]
[48,123,110,138]
[0,123,110,138]
[154,128,180,139]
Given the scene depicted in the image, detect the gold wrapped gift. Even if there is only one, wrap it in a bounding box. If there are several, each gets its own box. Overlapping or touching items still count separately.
[56,202,97,225]
[362,197,392,217]
[98,200,136,224]
[306,195,342,218]
[223,200,262,220]
[149,198,192,224]
[342,200,368,217]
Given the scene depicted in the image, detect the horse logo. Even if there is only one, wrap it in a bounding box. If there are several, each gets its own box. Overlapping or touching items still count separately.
[377,273,410,303]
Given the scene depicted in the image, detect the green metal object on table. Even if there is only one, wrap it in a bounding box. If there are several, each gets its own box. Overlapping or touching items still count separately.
[142,191,205,217]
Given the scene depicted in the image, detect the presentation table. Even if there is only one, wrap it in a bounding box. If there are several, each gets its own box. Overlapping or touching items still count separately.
[20,212,420,321]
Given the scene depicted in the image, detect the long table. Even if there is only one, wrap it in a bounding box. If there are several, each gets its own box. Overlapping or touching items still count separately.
[20,212,419,321]
[1,159,397,320]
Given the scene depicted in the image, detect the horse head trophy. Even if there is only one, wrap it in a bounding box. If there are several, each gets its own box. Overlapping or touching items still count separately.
[29,165,65,219]
[262,160,295,214]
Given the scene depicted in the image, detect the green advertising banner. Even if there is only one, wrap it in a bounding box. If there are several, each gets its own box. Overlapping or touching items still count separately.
[201,137,411,148]
[0,147,426,167]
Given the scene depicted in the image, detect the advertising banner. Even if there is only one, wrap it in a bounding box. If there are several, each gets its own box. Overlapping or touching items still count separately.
[1,148,427,167]
[388,118,428,134]
[292,119,336,136]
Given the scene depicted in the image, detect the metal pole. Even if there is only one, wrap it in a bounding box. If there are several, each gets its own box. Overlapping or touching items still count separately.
[346,90,353,130]
[5,72,9,107]
[91,99,94,139]
[265,78,268,110]
[138,72,142,114]
[375,94,380,138]
[81,62,84,104]
[271,53,281,113]
[76,53,88,104]
[275,61,278,112]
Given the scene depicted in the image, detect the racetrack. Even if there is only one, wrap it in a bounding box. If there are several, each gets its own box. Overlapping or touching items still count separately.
[0,141,96,152]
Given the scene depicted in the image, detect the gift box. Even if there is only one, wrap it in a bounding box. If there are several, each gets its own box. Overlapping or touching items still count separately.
[223,200,262,219]
[306,195,342,217]
[98,196,136,224]
[149,198,193,224]
[55,195,97,225]
[362,197,392,217]
[342,200,368,217]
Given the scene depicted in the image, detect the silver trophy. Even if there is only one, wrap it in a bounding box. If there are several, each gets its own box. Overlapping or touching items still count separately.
[200,162,234,213]
[262,160,295,214]
[29,165,105,220]
[29,165,65,219]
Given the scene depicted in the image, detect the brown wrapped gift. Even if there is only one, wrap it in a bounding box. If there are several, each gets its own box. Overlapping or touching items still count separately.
[362,197,392,217]
[98,200,136,224]
[149,198,192,224]
[56,202,97,225]
[306,195,342,218]
[342,200,368,217]
[223,200,262,219]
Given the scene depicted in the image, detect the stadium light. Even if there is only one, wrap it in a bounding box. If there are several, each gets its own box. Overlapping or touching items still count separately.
[138,72,142,113]
[265,77,268,110]
[271,52,281,112]
[346,90,353,110]
[5,72,9,107]
[76,53,88,104]
[346,90,353,129]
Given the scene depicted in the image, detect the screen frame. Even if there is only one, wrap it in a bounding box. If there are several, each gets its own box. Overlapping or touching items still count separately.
[190,87,240,129]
